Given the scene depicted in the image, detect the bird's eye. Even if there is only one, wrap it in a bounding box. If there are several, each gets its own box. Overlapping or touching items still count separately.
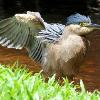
[79,22,86,26]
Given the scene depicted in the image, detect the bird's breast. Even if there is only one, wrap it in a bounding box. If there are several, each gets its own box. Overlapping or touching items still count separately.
[42,35,88,76]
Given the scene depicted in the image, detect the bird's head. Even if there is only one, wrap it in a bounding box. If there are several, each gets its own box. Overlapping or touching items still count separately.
[65,13,100,36]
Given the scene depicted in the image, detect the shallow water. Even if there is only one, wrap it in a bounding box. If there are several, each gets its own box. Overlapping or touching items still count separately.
[0,30,100,91]
[76,30,100,91]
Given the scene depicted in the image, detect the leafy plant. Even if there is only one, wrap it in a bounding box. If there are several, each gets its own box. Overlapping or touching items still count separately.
[0,63,99,100]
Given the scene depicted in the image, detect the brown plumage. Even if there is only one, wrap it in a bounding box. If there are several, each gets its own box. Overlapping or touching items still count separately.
[42,25,90,80]
[0,12,100,80]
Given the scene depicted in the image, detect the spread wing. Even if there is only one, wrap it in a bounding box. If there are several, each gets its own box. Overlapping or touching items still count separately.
[0,11,46,63]
[0,11,65,63]
[0,11,45,49]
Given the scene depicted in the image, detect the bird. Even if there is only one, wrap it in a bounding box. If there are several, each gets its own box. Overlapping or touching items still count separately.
[0,11,100,80]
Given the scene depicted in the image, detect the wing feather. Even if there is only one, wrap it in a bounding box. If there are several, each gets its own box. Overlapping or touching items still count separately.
[0,12,45,49]
[0,11,45,63]
[3,23,21,48]
[0,11,65,64]
[0,21,15,35]
[0,17,14,29]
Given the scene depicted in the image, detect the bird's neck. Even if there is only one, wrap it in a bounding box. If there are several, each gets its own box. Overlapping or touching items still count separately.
[62,25,93,38]
[61,26,75,39]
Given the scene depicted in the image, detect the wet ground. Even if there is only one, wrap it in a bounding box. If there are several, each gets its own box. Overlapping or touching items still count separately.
[0,30,100,92]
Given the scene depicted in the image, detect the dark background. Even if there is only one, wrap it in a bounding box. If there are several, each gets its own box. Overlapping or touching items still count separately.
[0,0,100,23]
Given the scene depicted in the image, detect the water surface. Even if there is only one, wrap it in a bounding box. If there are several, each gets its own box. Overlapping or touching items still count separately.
[0,30,100,91]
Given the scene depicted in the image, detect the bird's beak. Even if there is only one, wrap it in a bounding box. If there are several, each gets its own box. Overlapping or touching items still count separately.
[86,23,100,29]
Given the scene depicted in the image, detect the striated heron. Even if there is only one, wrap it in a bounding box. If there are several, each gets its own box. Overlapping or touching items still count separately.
[0,11,100,80]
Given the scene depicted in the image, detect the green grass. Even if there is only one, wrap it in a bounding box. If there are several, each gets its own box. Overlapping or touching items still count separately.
[0,63,99,100]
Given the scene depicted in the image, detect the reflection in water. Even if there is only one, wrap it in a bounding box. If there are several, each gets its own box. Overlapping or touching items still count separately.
[0,30,100,91]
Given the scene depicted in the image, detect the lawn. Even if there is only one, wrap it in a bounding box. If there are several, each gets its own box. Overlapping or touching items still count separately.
[0,62,99,100]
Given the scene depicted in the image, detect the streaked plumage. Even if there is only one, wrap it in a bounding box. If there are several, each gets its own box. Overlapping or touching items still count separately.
[0,11,100,79]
